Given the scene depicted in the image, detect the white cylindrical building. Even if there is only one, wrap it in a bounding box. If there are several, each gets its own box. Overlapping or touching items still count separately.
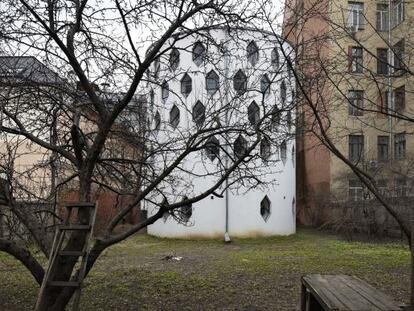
[145,27,296,238]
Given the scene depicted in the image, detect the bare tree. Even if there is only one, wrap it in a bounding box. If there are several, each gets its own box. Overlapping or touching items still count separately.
[0,0,293,310]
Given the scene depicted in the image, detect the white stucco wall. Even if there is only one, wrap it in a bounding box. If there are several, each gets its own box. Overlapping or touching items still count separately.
[145,28,296,238]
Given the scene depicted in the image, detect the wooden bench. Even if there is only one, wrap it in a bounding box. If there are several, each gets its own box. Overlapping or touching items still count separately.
[301,274,405,311]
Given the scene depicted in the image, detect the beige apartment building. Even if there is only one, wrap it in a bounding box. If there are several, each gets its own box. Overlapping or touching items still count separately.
[283,0,414,230]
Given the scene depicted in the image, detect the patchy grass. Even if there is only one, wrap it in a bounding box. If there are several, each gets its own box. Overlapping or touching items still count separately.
[0,229,410,310]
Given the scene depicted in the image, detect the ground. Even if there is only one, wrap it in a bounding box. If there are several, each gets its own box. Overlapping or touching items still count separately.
[0,229,410,310]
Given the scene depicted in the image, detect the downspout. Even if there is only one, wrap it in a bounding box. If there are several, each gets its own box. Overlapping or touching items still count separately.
[387,0,393,155]
[223,30,231,243]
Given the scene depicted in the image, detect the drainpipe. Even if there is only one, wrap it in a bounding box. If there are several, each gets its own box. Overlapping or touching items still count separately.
[387,0,393,154]
[223,30,231,243]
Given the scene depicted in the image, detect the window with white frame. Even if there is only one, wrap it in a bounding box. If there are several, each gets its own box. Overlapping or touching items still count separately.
[349,134,364,162]
[349,179,364,201]
[347,2,364,30]
[393,0,404,27]
[376,4,389,31]
[348,90,364,116]
[394,132,406,159]
[395,177,407,197]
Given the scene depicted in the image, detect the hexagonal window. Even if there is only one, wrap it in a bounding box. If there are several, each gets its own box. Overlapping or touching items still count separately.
[271,47,279,69]
[161,81,169,101]
[271,106,280,129]
[248,101,260,126]
[205,136,220,161]
[233,69,247,95]
[247,41,259,66]
[192,41,206,66]
[234,135,248,159]
[181,73,192,97]
[193,100,206,128]
[260,74,271,95]
[153,57,160,79]
[280,80,287,104]
[169,48,180,71]
[154,111,161,131]
[170,104,180,128]
[180,196,192,222]
[206,70,219,95]
[260,195,271,222]
[280,140,287,164]
[260,138,271,160]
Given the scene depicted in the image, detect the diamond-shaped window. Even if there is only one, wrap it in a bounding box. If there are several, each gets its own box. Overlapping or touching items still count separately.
[260,138,271,160]
[161,81,169,101]
[170,104,180,128]
[260,195,271,222]
[260,74,271,95]
[233,69,247,95]
[181,73,192,97]
[271,48,279,69]
[169,48,180,71]
[248,101,260,126]
[206,70,219,95]
[247,41,259,66]
[234,135,248,159]
[192,42,206,66]
[280,80,287,104]
[205,136,220,161]
[193,100,206,128]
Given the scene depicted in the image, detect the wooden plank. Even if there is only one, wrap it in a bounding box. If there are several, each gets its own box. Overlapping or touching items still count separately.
[59,225,91,230]
[343,276,403,311]
[59,250,86,257]
[302,275,403,311]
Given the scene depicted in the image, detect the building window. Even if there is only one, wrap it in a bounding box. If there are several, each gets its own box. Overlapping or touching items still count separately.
[260,195,271,222]
[349,134,364,162]
[349,47,363,73]
[260,138,271,160]
[206,70,219,95]
[169,48,180,71]
[192,42,206,66]
[247,41,259,66]
[180,73,192,97]
[347,2,364,30]
[260,74,271,95]
[395,85,405,112]
[233,69,247,95]
[170,104,180,128]
[377,136,389,161]
[205,136,220,161]
[234,135,248,159]
[280,140,287,164]
[153,57,160,79]
[271,106,281,129]
[349,179,364,201]
[377,48,388,74]
[393,0,404,27]
[395,177,407,197]
[280,80,287,104]
[393,40,404,72]
[376,4,389,31]
[394,132,406,159]
[154,111,161,131]
[271,47,279,69]
[192,100,206,128]
[377,179,389,196]
[248,101,260,126]
[161,81,169,101]
[348,90,364,116]
[180,196,192,222]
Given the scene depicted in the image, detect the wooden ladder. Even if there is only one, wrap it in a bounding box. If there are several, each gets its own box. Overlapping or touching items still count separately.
[35,202,97,311]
